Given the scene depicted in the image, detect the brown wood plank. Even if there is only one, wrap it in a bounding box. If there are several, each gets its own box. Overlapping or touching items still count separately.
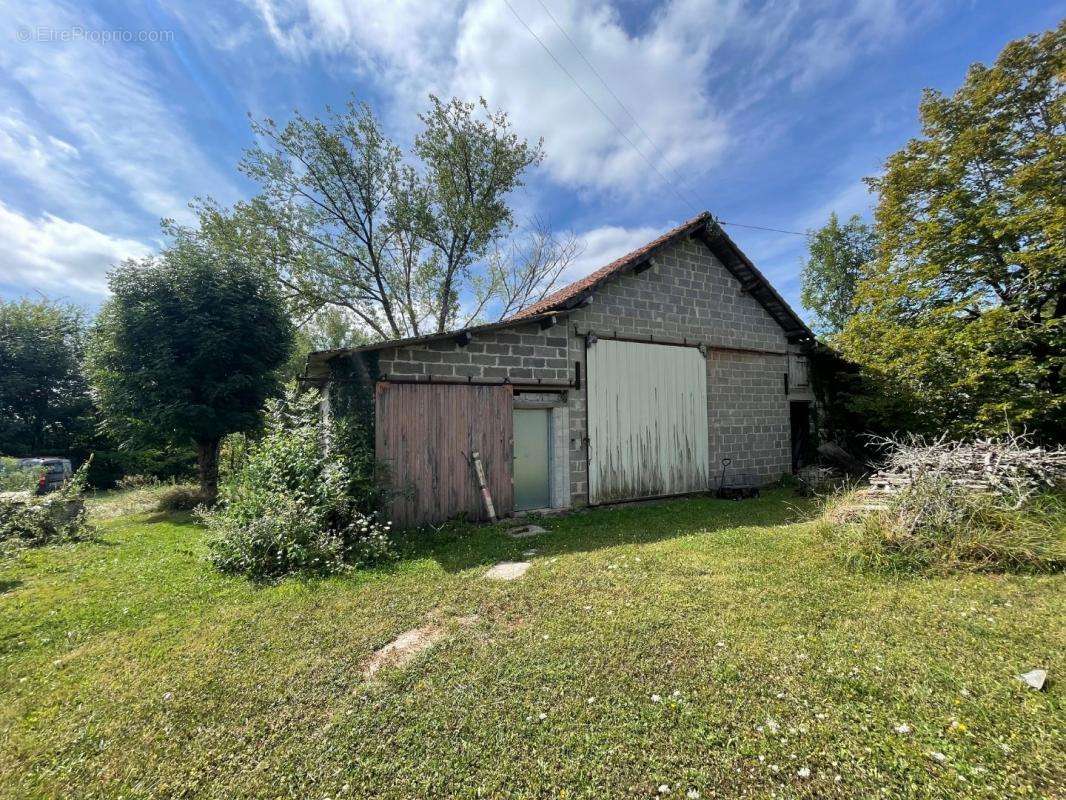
[375,383,513,528]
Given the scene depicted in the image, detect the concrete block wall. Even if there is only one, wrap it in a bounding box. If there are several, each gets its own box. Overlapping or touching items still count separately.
[564,236,793,503]
[706,350,791,485]
[370,234,797,509]
[569,237,789,352]
[378,325,570,383]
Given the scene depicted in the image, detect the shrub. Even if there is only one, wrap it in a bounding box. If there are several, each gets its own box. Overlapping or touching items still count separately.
[827,477,1065,575]
[0,460,91,555]
[157,484,211,512]
[116,473,160,490]
[202,386,392,580]
[0,457,40,492]
[218,432,254,483]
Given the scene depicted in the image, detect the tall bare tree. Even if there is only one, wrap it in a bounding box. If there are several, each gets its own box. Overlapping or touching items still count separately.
[234,95,578,340]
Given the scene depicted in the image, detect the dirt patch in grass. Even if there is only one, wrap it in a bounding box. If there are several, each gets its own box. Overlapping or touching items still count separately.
[362,623,447,678]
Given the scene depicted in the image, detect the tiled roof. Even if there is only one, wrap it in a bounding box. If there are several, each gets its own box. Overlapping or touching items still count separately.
[509,212,713,320]
[306,210,813,373]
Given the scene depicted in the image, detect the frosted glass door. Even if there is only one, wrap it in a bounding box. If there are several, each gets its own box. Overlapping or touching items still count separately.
[513,409,550,511]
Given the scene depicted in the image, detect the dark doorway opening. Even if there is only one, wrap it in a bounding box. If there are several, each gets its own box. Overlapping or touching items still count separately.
[790,401,812,473]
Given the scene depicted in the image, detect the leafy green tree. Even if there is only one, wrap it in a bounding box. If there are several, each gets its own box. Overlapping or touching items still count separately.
[276,309,371,383]
[838,22,1065,441]
[87,233,294,500]
[801,213,877,335]
[0,299,94,457]
[233,95,578,339]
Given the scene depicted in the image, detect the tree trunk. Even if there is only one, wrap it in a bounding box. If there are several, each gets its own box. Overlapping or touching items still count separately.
[196,438,221,504]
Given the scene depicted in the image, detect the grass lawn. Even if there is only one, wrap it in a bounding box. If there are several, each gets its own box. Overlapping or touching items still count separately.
[1,489,1063,799]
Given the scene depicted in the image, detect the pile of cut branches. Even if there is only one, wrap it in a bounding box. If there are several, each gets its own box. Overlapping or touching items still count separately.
[825,434,1065,574]
[867,433,1066,507]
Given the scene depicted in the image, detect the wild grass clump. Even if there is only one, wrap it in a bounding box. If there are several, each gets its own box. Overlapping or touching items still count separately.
[156,484,211,512]
[115,473,161,491]
[202,386,393,581]
[826,477,1065,575]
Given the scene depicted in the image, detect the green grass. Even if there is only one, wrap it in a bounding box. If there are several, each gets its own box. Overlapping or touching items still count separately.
[1,490,1063,799]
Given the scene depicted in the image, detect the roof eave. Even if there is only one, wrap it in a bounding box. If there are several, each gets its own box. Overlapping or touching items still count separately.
[305,212,816,378]
[509,211,713,321]
[305,310,563,369]
[694,223,815,344]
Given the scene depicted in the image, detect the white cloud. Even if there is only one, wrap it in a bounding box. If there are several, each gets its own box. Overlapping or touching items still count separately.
[0,106,120,221]
[247,0,461,97]
[451,0,729,194]
[247,0,730,193]
[787,0,905,89]
[0,201,151,298]
[0,0,237,223]
[0,112,80,178]
[565,223,664,282]
[243,0,914,198]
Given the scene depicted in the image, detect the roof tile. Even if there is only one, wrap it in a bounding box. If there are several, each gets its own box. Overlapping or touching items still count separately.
[509,212,713,320]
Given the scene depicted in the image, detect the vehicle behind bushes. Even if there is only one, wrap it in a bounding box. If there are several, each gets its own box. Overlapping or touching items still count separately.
[3,457,73,494]
[0,458,91,555]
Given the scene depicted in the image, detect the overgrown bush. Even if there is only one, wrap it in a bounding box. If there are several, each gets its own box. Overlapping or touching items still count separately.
[218,432,254,483]
[202,386,392,580]
[157,484,211,512]
[116,473,160,490]
[0,460,91,556]
[827,478,1065,575]
[0,457,40,492]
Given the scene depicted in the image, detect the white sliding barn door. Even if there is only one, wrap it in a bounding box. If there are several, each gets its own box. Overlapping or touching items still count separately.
[586,339,710,504]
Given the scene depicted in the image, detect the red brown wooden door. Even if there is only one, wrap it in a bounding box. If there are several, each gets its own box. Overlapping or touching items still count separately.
[375,383,514,528]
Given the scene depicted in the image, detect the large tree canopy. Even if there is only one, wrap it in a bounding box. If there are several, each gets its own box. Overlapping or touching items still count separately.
[837,22,1065,441]
[801,213,877,335]
[0,299,93,457]
[228,95,578,340]
[86,234,294,499]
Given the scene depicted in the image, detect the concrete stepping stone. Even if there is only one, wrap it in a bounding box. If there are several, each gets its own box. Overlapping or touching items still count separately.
[1017,668,1048,691]
[361,615,478,679]
[483,561,531,581]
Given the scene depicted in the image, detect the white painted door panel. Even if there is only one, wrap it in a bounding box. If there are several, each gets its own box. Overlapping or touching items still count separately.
[586,339,709,503]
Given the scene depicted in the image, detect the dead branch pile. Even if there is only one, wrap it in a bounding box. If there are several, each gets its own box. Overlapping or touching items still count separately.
[867,433,1066,504]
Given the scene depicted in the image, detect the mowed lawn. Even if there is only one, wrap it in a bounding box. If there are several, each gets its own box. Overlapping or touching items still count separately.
[1,490,1063,799]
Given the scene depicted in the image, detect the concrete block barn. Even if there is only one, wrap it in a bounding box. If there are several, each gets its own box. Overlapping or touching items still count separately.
[306,212,817,527]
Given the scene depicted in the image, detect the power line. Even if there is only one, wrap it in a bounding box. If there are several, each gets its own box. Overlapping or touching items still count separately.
[503,0,810,240]
[718,221,809,237]
[531,0,810,240]
[501,0,696,213]
[531,0,700,208]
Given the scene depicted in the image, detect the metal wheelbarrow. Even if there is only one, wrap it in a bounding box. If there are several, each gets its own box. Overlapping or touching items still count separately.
[715,458,761,500]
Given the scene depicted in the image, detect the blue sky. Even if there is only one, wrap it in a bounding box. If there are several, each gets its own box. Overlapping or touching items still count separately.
[1,0,1062,323]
